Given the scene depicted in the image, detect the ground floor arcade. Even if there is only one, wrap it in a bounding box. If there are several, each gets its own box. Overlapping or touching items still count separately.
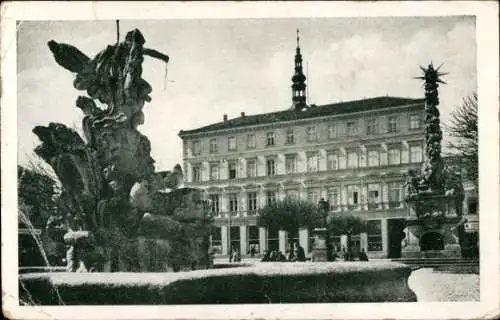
[209,218,411,259]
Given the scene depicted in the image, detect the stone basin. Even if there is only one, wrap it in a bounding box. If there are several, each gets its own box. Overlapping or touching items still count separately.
[19,261,416,304]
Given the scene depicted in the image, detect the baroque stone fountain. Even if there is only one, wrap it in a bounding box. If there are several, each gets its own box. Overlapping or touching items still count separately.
[402,63,466,258]
[35,28,212,272]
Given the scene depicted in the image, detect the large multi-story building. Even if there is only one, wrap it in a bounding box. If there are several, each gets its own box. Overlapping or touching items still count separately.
[178,31,471,259]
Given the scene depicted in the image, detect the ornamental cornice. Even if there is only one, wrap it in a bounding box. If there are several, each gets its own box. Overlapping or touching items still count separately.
[223,186,243,193]
[243,183,261,190]
[262,181,280,190]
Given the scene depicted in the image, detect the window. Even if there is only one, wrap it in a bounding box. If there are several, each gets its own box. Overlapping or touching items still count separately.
[368,150,379,167]
[327,188,339,211]
[307,189,319,204]
[410,145,423,163]
[230,226,240,251]
[210,227,222,254]
[410,114,421,130]
[228,161,237,179]
[286,190,299,200]
[228,137,237,151]
[328,125,337,139]
[337,124,346,137]
[247,134,256,149]
[388,148,401,165]
[307,153,319,172]
[248,226,260,253]
[266,159,276,176]
[210,163,219,181]
[307,127,318,141]
[209,139,218,153]
[247,192,258,213]
[192,165,201,182]
[266,191,277,206]
[347,152,359,169]
[209,194,220,216]
[347,185,360,209]
[286,129,295,144]
[192,140,201,155]
[366,118,377,135]
[347,121,358,136]
[229,193,239,214]
[367,220,383,252]
[285,155,296,174]
[266,132,275,146]
[467,198,478,215]
[387,116,399,133]
[389,182,401,208]
[247,159,256,177]
[327,153,338,170]
[367,184,380,209]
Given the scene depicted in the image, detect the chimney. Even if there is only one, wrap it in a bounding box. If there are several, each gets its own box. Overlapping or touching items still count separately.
[241,112,245,117]
[223,114,228,122]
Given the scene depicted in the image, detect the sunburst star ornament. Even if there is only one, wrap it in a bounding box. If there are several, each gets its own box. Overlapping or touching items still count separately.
[414,62,448,85]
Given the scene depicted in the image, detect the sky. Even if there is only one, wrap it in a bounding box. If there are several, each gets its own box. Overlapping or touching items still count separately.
[17,16,476,172]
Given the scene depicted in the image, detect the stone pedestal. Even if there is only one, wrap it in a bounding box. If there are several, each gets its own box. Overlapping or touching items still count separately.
[311,228,328,262]
[401,217,463,258]
[403,192,465,259]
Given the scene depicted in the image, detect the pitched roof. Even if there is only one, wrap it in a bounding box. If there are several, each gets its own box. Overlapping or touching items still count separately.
[178,96,424,136]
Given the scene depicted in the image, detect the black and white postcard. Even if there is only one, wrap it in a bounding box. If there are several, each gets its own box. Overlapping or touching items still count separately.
[1,1,499,319]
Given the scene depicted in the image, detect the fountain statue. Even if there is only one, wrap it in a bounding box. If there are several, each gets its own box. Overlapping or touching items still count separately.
[36,27,212,271]
[402,63,467,258]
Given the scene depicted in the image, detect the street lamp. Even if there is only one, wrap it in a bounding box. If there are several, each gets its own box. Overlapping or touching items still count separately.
[318,198,331,261]
[346,227,353,261]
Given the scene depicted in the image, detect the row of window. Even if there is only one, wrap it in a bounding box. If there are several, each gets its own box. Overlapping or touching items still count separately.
[191,146,422,182]
[190,114,422,155]
[207,183,403,215]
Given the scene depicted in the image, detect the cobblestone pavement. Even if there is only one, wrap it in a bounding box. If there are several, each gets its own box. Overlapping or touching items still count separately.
[408,268,480,301]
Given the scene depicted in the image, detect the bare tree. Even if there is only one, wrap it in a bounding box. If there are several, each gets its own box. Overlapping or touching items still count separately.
[446,93,478,185]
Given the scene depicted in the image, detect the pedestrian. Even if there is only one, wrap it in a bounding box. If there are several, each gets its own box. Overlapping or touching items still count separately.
[359,248,369,261]
[269,250,277,261]
[229,247,233,263]
[234,249,241,262]
[250,245,256,258]
[294,241,306,262]
[261,250,271,262]
[277,251,287,261]
[342,247,348,261]
[331,249,338,261]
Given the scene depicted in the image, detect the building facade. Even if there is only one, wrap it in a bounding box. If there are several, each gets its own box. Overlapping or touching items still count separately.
[179,95,427,258]
[178,32,475,259]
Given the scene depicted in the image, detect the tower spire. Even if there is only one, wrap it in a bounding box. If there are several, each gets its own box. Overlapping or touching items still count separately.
[291,28,307,110]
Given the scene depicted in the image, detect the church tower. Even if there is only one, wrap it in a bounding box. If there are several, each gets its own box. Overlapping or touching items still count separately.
[291,29,307,110]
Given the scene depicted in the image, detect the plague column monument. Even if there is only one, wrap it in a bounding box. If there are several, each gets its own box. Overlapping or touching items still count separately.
[402,63,466,258]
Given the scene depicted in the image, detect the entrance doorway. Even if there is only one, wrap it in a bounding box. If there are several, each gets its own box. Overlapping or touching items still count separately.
[420,232,444,251]
[387,219,406,258]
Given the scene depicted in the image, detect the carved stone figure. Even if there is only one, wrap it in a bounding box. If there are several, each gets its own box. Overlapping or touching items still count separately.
[36,28,170,271]
[404,169,419,199]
